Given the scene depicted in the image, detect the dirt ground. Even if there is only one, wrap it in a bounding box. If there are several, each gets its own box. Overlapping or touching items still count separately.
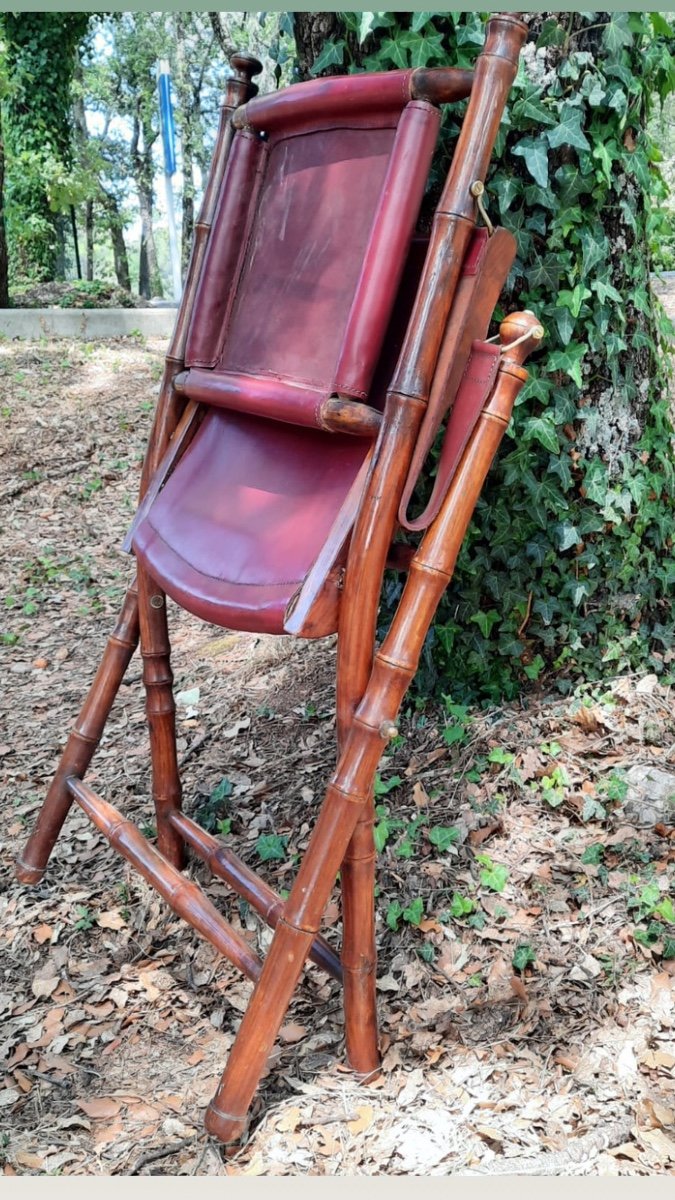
[1,335,674,1176]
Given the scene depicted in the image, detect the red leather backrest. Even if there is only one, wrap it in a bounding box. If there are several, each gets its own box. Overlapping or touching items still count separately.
[185,80,440,406]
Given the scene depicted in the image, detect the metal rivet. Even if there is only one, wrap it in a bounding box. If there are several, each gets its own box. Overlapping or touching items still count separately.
[150,594,164,609]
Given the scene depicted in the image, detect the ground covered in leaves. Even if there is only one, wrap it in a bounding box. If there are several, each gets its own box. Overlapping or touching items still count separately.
[1,336,674,1176]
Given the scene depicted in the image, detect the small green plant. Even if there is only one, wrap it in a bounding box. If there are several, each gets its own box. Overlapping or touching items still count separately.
[449,891,475,919]
[373,803,405,852]
[540,741,562,759]
[487,747,516,766]
[394,815,425,859]
[512,942,536,972]
[581,794,607,822]
[598,770,629,805]
[385,896,425,931]
[476,853,508,893]
[73,904,95,932]
[194,777,233,832]
[628,882,674,922]
[256,833,288,862]
[0,632,19,646]
[428,825,461,852]
[628,882,675,957]
[373,773,403,797]
[581,842,605,865]
[531,764,568,808]
[442,699,473,747]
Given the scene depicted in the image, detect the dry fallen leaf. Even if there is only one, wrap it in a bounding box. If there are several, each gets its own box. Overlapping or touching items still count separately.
[412,781,429,807]
[572,706,603,734]
[640,1128,675,1163]
[275,1105,301,1134]
[640,1049,675,1071]
[14,1152,44,1170]
[75,1097,123,1120]
[347,1105,374,1135]
[279,1023,307,1044]
[609,1143,642,1162]
[138,973,160,1001]
[31,973,58,999]
[642,1099,675,1128]
[97,910,126,930]
[33,923,53,945]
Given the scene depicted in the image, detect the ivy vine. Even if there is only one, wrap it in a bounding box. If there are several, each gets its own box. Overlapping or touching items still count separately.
[301,11,675,701]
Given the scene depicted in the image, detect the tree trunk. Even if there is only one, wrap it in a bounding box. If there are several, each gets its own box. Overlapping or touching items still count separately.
[137,187,161,297]
[131,107,163,299]
[85,199,94,280]
[208,13,234,60]
[100,188,131,292]
[291,13,359,77]
[175,14,196,276]
[0,107,9,307]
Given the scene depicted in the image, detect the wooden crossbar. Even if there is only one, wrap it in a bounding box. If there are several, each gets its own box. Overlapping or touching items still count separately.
[67,778,263,982]
[168,810,342,982]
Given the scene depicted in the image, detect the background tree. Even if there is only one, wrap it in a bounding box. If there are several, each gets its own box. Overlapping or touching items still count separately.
[291,11,675,701]
[0,13,89,281]
[0,56,9,307]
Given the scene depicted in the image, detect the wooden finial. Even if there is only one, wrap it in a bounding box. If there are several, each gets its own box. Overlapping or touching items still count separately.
[229,51,263,101]
[498,310,544,366]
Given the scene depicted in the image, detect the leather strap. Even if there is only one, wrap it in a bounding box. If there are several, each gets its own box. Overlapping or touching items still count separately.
[398,226,516,532]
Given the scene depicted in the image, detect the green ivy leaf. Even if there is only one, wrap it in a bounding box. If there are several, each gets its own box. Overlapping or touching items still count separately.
[309,40,347,76]
[470,609,501,638]
[512,943,536,971]
[555,521,580,551]
[546,105,591,153]
[554,306,575,346]
[376,34,409,69]
[255,834,288,862]
[411,11,434,34]
[525,415,560,454]
[547,343,587,388]
[512,136,549,188]
[403,897,425,926]
[450,892,475,918]
[399,30,445,68]
[603,13,634,55]
[428,826,461,852]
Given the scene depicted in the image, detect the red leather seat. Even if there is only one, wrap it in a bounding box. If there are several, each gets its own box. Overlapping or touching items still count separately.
[133,408,366,635]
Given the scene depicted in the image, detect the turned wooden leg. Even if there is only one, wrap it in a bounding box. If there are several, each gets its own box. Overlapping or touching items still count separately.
[137,565,184,870]
[16,582,140,884]
[340,798,379,1074]
[205,773,371,1144]
[337,638,381,1075]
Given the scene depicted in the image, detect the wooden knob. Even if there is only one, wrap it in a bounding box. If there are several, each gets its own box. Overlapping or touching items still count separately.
[499,310,544,366]
[229,52,263,86]
[379,721,399,741]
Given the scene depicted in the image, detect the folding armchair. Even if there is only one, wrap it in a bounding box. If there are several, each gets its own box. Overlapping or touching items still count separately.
[18,12,544,1143]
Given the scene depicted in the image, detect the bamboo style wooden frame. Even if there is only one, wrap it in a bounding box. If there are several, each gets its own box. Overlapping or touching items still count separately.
[18,15,545,1144]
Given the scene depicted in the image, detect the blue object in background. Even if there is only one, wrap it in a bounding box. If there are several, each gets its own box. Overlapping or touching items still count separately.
[158,63,177,177]
[157,58,181,301]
